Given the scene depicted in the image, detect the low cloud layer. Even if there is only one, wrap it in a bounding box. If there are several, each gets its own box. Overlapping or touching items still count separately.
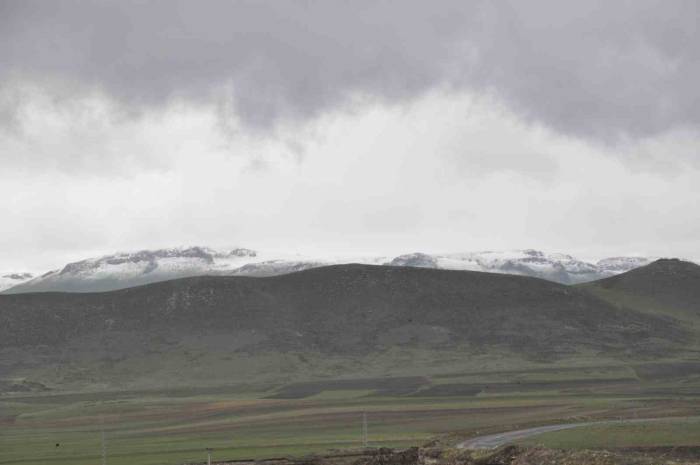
[2,0,699,141]
[2,91,700,271]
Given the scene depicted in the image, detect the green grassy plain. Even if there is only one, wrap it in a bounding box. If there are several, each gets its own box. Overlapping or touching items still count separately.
[3,361,700,465]
[519,417,700,449]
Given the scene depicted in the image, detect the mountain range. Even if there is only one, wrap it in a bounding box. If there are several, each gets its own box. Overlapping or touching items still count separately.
[0,246,670,293]
[1,258,698,392]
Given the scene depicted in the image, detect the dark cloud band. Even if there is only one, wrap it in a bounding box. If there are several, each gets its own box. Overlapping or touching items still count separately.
[1,0,699,140]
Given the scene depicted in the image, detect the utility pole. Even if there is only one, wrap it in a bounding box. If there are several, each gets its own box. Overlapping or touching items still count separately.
[362,412,368,448]
[206,448,213,465]
[101,425,107,465]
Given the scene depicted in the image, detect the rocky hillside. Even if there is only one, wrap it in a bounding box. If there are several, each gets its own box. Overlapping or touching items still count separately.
[0,264,690,390]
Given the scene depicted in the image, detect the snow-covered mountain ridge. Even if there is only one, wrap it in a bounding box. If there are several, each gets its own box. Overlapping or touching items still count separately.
[1,246,682,294]
[387,250,658,284]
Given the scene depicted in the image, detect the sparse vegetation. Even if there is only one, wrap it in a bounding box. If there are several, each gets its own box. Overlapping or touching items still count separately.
[518,417,700,449]
[2,260,700,465]
[3,364,700,465]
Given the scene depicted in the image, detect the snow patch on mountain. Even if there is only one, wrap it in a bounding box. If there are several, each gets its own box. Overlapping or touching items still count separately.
[229,260,326,277]
[0,246,675,293]
[5,247,263,293]
[596,256,654,273]
[385,250,603,283]
[386,253,439,268]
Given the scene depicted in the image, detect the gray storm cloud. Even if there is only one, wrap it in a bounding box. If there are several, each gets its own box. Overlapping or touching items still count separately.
[1,0,698,141]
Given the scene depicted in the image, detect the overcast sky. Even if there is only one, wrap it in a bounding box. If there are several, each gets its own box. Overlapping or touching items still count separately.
[1,0,699,272]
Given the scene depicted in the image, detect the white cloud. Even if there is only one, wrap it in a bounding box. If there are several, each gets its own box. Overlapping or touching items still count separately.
[2,89,699,271]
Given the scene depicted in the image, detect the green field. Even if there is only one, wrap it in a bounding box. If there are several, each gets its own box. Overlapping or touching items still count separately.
[518,417,700,449]
[3,361,700,465]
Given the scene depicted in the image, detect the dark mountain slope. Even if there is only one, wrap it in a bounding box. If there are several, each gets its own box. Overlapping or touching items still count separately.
[580,259,700,320]
[0,264,684,357]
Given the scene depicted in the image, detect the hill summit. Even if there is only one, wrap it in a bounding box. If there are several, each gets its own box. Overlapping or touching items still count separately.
[583,259,700,317]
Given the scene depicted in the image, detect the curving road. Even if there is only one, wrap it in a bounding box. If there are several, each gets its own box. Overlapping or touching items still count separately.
[457,417,681,450]
[457,422,596,449]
